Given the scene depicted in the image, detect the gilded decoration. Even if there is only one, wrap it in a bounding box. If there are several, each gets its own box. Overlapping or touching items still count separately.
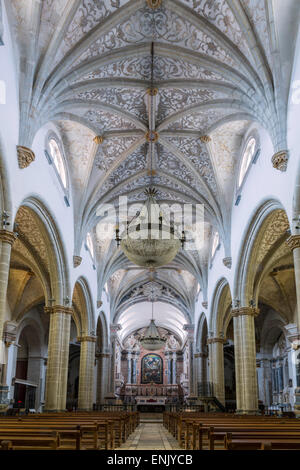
[0,230,17,246]
[286,235,300,251]
[271,150,289,172]
[17,146,35,169]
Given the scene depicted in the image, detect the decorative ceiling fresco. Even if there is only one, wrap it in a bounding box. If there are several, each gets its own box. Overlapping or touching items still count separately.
[7,0,295,334]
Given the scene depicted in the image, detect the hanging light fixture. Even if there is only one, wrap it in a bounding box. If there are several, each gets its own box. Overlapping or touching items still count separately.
[139,301,167,351]
[116,41,186,267]
[119,187,183,267]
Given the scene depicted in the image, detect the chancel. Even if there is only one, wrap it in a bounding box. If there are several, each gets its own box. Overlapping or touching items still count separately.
[0,0,299,452]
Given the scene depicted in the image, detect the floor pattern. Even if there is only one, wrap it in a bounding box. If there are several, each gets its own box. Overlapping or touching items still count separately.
[116,422,181,450]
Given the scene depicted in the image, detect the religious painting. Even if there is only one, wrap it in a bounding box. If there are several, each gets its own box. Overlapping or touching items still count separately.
[141,354,163,384]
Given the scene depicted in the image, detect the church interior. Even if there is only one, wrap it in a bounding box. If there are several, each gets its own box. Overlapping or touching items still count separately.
[0,0,300,451]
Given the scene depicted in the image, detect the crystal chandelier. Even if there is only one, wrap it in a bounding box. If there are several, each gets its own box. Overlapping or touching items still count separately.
[114,41,186,268]
[118,188,184,268]
[139,301,167,351]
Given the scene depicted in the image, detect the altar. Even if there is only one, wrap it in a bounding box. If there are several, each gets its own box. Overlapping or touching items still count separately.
[135,396,166,412]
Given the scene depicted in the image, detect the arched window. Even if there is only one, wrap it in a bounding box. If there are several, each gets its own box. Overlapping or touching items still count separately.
[86,232,94,259]
[49,138,67,188]
[211,232,219,258]
[238,137,256,188]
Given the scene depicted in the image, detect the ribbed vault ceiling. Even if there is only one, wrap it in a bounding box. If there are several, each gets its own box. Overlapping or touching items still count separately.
[7,0,297,331]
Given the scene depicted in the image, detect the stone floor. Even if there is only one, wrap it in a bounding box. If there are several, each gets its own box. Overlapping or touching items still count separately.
[116,414,181,450]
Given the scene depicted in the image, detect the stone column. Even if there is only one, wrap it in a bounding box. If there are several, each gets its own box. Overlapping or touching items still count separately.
[172,351,177,385]
[44,306,72,411]
[286,236,300,408]
[96,352,111,404]
[207,337,225,405]
[77,335,96,410]
[109,337,116,394]
[127,352,132,384]
[232,307,259,414]
[132,353,138,384]
[286,236,300,329]
[0,230,16,403]
[194,352,207,394]
[165,352,171,384]
[257,358,272,407]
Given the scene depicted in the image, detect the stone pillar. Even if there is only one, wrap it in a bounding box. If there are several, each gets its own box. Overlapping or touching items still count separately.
[207,337,225,405]
[232,307,259,414]
[165,352,171,384]
[77,335,96,410]
[44,306,72,411]
[0,230,16,403]
[257,358,272,407]
[286,236,300,330]
[132,356,137,384]
[109,337,116,394]
[127,352,132,384]
[96,352,111,404]
[172,351,177,385]
[194,352,207,394]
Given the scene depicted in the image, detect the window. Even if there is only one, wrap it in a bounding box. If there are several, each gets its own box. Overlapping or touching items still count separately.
[86,232,94,259]
[49,138,67,188]
[211,232,219,258]
[238,137,256,188]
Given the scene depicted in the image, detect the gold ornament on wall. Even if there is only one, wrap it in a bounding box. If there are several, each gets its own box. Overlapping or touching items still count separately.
[17,145,35,169]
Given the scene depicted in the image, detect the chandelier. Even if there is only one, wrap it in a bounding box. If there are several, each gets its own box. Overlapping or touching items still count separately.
[114,41,186,267]
[139,301,167,351]
[117,188,184,268]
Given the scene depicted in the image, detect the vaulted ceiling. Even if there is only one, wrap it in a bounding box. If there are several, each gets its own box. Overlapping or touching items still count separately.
[6,0,297,327]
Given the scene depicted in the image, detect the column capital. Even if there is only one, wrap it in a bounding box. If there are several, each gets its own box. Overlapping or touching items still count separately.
[95,352,111,359]
[222,257,232,269]
[207,337,226,345]
[73,255,82,268]
[286,235,300,251]
[17,145,35,169]
[194,352,208,358]
[44,305,74,315]
[77,335,97,343]
[231,307,260,318]
[271,149,289,172]
[0,230,17,246]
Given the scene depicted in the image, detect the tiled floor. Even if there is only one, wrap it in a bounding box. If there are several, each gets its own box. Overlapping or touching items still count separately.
[116,419,181,450]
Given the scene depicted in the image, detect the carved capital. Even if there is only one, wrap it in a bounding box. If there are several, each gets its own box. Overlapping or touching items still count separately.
[202,301,208,309]
[231,307,260,318]
[45,305,73,315]
[77,335,97,343]
[93,135,104,145]
[95,353,111,360]
[0,230,17,246]
[223,257,232,269]
[146,0,162,8]
[286,235,300,251]
[207,337,226,345]
[200,135,211,144]
[97,300,103,309]
[271,150,289,172]
[73,255,82,268]
[17,146,35,169]
[194,352,208,358]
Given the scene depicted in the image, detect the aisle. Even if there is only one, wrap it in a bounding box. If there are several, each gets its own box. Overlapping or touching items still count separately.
[116,422,181,450]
